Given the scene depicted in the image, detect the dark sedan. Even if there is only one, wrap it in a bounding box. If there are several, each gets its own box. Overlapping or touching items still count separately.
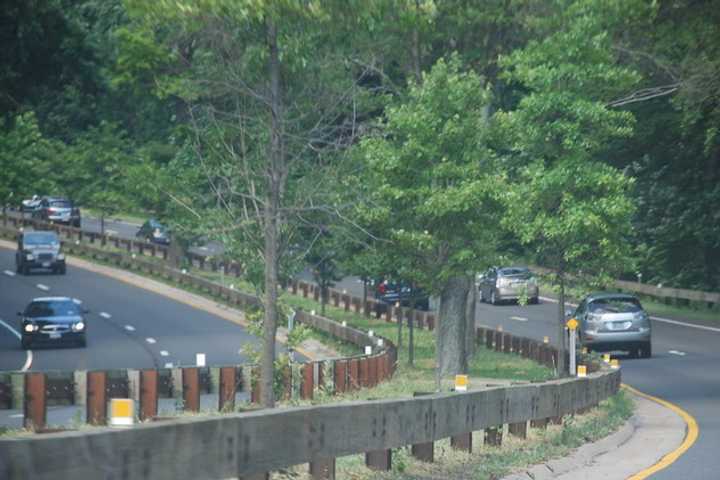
[136,219,171,245]
[19,297,87,349]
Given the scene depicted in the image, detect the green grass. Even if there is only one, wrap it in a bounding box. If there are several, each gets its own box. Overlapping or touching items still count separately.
[81,208,146,225]
[276,390,634,480]
[282,294,553,405]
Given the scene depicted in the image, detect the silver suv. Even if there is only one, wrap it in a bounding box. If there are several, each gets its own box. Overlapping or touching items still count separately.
[15,231,66,275]
[573,293,651,358]
[478,266,539,305]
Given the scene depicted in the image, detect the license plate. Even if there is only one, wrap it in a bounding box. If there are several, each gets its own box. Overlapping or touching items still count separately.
[49,333,61,339]
[42,262,50,268]
[607,321,631,331]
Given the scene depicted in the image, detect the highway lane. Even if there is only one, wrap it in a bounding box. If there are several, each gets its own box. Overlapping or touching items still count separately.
[475,295,720,480]
[0,247,259,373]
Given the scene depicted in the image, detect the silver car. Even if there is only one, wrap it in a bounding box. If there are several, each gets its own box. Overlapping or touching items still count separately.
[573,293,652,358]
[478,266,539,305]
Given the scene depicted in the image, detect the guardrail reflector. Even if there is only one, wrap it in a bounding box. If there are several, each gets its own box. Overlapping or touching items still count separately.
[577,365,587,377]
[610,359,620,369]
[455,375,468,392]
[110,398,134,427]
[603,354,611,363]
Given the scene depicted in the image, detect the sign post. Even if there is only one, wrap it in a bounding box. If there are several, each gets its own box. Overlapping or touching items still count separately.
[566,318,579,376]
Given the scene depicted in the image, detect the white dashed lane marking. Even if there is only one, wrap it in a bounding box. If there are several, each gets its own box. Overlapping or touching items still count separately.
[3,270,15,277]
[164,362,173,368]
[510,316,528,322]
[146,338,156,344]
[36,283,50,291]
[72,298,82,305]
[124,325,135,332]
[669,350,687,356]
[99,312,111,319]
[160,350,169,357]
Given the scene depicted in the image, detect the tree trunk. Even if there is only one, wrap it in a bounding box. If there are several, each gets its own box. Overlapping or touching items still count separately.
[100,214,105,237]
[436,275,471,381]
[321,285,327,316]
[556,267,566,377]
[411,0,422,84]
[260,19,283,409]
[408,292,416,366]
[396,304,402,349]
[464,282,477,365]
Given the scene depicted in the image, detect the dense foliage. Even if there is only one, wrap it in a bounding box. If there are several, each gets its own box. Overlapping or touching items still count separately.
[1,0,717,380]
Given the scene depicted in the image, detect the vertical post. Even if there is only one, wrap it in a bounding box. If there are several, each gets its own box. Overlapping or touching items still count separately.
[24,372,46,431]
[484,426,502,446]
[139,369,158,421]
[309,458,335,480]
[359,357,370,387]
[450,433,472,453]
[183,367,200,412]
[365,450,392,471]
[301,363,314,399]
[334,360,347,394]
[368,356,378,387]
[569,328,576,376]
[348,359,360,390]
[87,371,107,426]
[509,421,528,439]
[219,367,237,412]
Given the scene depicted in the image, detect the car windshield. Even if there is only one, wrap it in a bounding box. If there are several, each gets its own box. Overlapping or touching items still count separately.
[588,298,643,314]
[499,267,531,278]
[50,200,72,208]
[25,301,79,317]
[24,233,59,246]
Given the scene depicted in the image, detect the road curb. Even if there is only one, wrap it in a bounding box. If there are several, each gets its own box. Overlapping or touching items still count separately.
[502,415,637,480]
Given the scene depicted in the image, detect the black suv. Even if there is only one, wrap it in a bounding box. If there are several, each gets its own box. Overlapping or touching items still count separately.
[374,279,430,313]
[33,197,81,227]
[15,231,66,275]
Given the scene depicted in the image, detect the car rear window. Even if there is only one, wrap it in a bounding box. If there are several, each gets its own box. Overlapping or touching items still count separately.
[24,233,59,246]
[499,268,531,278]
[50,200,72,208]
[25,301,79,317]
[588,298,642,313]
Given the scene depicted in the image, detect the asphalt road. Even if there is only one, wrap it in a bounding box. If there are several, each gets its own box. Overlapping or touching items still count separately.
[0,247,259,373]
[476,294,720,480]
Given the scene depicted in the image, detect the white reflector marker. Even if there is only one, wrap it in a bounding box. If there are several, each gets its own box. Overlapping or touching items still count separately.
[124,325,135,332]
[455,375,468,392]
[364,345,372,355]
[110,398,134,427]
[146,338,156,344]
[160,350,169,357]
[196,353,206,367]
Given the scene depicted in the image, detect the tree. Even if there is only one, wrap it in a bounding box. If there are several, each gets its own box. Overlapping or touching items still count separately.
[359,56,501,384]
[118,0,379,407]
[495,0,644,374]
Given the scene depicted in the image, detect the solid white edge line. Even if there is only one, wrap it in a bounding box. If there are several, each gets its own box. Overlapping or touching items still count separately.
[0,318,33,371]
[36,283,50,291]
[537,295,720,334]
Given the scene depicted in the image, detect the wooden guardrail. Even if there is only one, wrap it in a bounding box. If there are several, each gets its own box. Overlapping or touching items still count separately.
[0,363,620,479]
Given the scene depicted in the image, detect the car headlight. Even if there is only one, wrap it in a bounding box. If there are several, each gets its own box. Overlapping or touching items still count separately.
[26,253,34,260]
[72,322,85,331]
[57,253,65,260]
[24,324,35,333]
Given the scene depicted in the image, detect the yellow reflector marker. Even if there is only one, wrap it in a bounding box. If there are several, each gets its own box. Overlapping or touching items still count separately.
[566,318,578,330]
[110,398,134,427]
[603,353,611,363]
[455,375,468,392]
[610,359,620,369]
[577,365,587,377]
[543,336,549,344]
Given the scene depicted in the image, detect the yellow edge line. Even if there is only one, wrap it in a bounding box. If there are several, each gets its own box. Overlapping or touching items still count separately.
[623,383,699,479]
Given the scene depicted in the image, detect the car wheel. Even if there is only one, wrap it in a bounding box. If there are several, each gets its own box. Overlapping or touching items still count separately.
[490,290,498,305]
[21,264,30,275]
[640,342,652,358]
[530,297,539,305]
[21,338,31,350]
[77,337,87,348]
[479,288,485,303]
[58,264,66,275]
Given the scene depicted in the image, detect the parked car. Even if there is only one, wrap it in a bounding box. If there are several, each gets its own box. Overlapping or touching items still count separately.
[478,266,539,305]
[572,292,651,358]
[21,194,42,213]
[32,196,81,227]
[18,297,87,349]
[136,219,171,245]
[15,230,66,275]
[374,279,430,313]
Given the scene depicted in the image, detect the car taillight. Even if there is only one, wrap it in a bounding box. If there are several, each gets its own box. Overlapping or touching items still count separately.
[378,283,386,294]
[48,208,57,213]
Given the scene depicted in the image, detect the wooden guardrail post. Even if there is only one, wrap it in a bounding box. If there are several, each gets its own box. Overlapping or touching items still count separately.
[494,330,503,352]
[451,432,472,453]
[87,371,107,425]
[24,372,46,431]
[219,367,237,412]
[484,426,502,446]
[309,458,335,480]
[139,369,158,421]
[301,363,314,399]
[366,449,392,471]
[182,367,200,412]
[503,333,512,354]
[334,360,347,393]
[509,421,528,439]
[349,358,359,390]
[359,357,370,387]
